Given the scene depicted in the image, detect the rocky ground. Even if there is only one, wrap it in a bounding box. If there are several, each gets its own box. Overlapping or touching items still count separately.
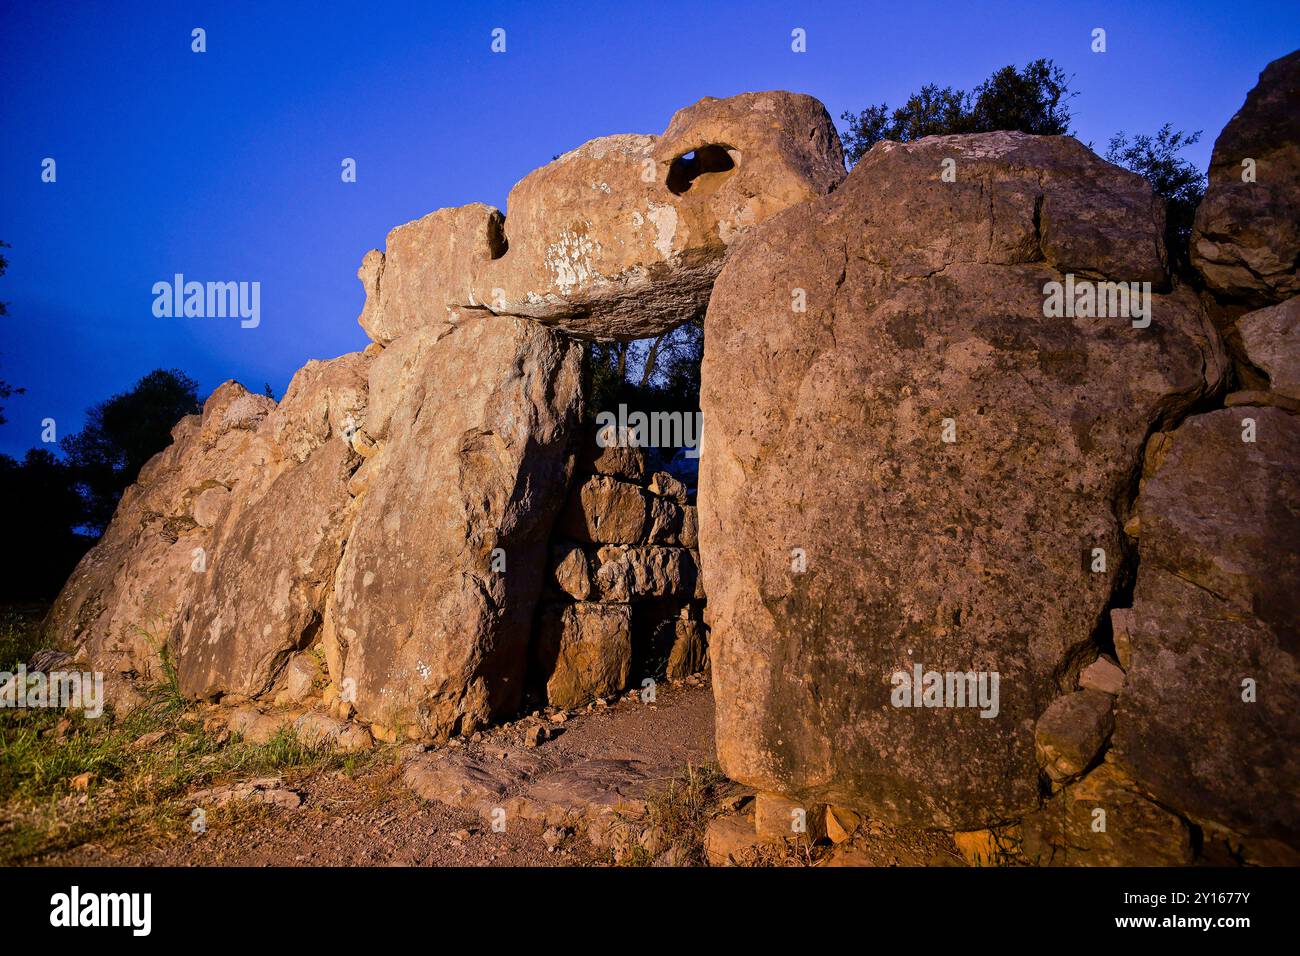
[11,676,968,867]
[18,680,709,867]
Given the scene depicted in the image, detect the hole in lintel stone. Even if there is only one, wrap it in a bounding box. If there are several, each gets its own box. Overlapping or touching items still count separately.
[666,144,737,196]
[486,210,509,260]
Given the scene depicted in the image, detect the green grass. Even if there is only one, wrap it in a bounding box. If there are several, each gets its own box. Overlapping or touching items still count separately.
[0,614,391,864]
[0,609,47,673]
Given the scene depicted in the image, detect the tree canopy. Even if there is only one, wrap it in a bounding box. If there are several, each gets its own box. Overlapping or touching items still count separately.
[587,317,703,439]
[840,59,1075,163]
[62,369,202,534]
[1106,125,1206,272]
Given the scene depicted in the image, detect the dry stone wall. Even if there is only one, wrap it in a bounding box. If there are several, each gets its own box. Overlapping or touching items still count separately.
[534,427,707,710]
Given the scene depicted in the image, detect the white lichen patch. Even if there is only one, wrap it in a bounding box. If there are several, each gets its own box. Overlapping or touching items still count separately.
[646,202,679,260]
[544,225,601,293]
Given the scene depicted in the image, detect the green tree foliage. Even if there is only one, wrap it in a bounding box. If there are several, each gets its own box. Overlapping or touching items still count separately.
[839,59,1075,164]
[586,317,703,437]
[62,369,202,534]
[1106,125,1206,274]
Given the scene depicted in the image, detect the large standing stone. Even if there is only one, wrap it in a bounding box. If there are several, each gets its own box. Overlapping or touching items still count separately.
[175,437,358,699]
[173,354,370,699]
[45,382,277,679]
[1192,50,1300,305]
[1111,407,1300,848]
[700,131,1225,829]
[331,316,583,740]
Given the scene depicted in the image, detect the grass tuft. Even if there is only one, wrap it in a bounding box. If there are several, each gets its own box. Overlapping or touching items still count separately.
[0,614,389,864]
[613,763,727,867]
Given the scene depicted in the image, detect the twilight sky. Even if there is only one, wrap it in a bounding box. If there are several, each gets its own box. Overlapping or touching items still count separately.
[1,0,1297,458]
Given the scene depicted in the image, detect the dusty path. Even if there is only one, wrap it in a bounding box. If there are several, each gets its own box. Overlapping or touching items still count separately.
[37,682,717,867]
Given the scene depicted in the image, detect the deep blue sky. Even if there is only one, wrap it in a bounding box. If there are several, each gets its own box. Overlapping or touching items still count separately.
[2,0,1297,458]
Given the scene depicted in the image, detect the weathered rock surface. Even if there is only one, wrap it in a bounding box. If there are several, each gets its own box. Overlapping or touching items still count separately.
[700,130,1225,829]
[755,791,826,843]
[558,476,647,544]
[176,434,358,699]
[332,316,583,740]
[356,204,504,345]
[1078,654,1125,696]
[646,497,686,545]
[1238,296,1300,400]
[678,504,699,549]
[665,605,707,679]
[648,471,688,504]
[592,545,697,603]
[578,426,647,481]
[534,602,633,709]
[278,653,321,704]
[356,93,845,343]
[825,805,862,844]
[402,749,536,814]
[227,704,294,745]
[1192,50,1300,305]
[173,354,369,701]
[292,711,374,753]
[46,382,278,679]
[1112,407,1300,847]
[269,352,370,463]
[548,543,592,600]
[189,777,303,811]
[1110,608,1136,671]
[1020,760,1193,866]
[404,745,678,842]
[1035,690,1115,783]
[704,813,762,866]
[502,758,672,827]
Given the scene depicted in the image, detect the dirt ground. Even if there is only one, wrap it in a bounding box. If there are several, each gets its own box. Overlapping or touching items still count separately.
[32,682,718,868]
[18,678,968,868]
